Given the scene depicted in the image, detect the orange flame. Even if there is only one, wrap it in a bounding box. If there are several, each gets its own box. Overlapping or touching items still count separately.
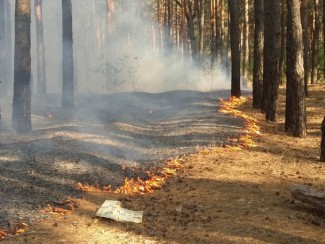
[76,158,184,195]
[41,204,73,215]
[41,198,77,215]
[219,96,260,149]
[0,223,29,239]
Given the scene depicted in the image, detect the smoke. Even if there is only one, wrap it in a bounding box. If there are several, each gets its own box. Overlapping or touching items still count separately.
[28,0,231,94]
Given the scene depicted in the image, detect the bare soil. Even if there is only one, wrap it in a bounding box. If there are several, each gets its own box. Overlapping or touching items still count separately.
[1,86,325,244]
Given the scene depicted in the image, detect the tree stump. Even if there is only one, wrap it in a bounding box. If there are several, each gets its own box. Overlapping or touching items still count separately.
[321,116,325,162]
[291,184,325,211]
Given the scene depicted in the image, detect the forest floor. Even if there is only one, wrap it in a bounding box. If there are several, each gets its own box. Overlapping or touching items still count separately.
[0,85,325,243]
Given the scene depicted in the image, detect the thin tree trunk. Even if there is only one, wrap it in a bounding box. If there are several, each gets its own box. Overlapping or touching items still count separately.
[168,0,172,48]
[62,0,74,108]
[181,0,187,57]
[242,0,249,88]
[323,0,325,77]
[157,0,162,52]
[228,0,241,97]
[311,0,319,84]
[301,0,309,96]
[220,0,226,65]
[34,0,46,94]
[211,0,216,67]
[184,0,198,65]
[199,0,206,63]
[5,0,12,95]
[263,0,281,121]
[253,0,264,109]
[175,1,179,50]
[0,0,6,96]
[285,0,306,137]
[12,0,32,133]
[279,0,286,85]
[215,0,221,62]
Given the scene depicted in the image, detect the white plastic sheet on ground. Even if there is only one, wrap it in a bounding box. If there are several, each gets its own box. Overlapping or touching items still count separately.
[96,200,143,223]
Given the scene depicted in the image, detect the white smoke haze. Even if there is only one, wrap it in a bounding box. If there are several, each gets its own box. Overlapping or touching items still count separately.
[29,0,232,94]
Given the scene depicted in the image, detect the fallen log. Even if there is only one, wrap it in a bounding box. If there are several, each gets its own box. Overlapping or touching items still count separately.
[291,184,325,211]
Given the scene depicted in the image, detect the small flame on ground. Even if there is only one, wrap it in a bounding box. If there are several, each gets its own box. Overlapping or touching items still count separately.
[41,204,72,215]
[76,158,184,195]
[41,198,77,215]
[0,223,29,239]
[219,96,260,149]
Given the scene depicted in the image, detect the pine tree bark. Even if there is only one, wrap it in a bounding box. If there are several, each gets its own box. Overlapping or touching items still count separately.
[5,0,12,93]
[34,0,46,94]
[215,0,221,62]
[62,0,74,107]
[253,0,264,109]
[184,0,198,65]
[219,0,227,65]
[228,0,241,97]
[285,0,306,137]
[0,0,6,95]
[323,0,325,77]
[12,0,32,133]
[210,0,216,67]
[199,0,206,64]
[263,0,281,121]
[181,0,187,57]
[279,0,286,85]
[242,0,249,88]
[301,0,309,96]
[311,0,319,84]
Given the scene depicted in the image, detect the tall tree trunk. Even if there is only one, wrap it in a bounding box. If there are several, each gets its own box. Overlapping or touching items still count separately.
[175,1,179,50]
[311,0,319,84]
[164,0,172,51]
[263,0,281,121]
[12,0,32,133]
[62,0,74,107]
[5,0,12,94]
[219,0,227,65]
[184,0,198,65]
[228,0,241,97]
[34,0,46,94]
[279,0,286,85]
[199,0,206,63]
[285,0,306,137]
[242,0,249,88]
[301,0,309,96]
[167,0,172,48]
[253,0,264,109]
[0,0,6,95]
[323,0,325,77]
[181,0,187,57]
[215,0,220,62]
[211,0,216,67]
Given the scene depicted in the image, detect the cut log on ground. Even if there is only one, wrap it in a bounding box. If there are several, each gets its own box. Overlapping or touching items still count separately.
[291,184,325,211]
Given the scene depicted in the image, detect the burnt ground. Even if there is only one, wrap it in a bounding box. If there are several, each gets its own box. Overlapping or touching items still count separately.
[0,90,244,231]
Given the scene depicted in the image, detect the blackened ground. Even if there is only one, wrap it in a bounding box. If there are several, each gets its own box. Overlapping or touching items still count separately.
[0,90,245,230]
